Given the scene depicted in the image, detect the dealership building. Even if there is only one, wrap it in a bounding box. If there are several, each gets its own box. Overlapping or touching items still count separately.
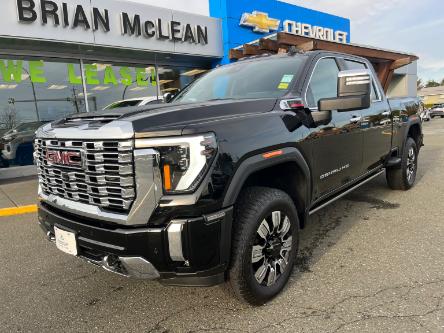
[0,0,417,178]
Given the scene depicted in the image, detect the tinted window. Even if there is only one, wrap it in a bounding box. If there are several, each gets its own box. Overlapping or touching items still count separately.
[344,60,379,101]
[307,58,339,108]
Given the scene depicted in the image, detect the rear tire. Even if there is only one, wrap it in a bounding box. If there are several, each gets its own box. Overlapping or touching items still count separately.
[386,137,418,190]
[226,187,299,305]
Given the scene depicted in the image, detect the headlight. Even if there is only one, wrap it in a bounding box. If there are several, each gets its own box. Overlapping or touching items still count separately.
[2,135,13,141]
[135,133,217,194]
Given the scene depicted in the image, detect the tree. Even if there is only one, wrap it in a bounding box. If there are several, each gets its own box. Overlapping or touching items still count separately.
[441,78,444,86]
[417,78,424,90]
[0,105,17,130]
[425,80,440,88]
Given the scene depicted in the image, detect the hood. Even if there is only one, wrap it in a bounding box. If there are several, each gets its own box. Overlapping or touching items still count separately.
[123,98,278,133]
[61,98,278,134]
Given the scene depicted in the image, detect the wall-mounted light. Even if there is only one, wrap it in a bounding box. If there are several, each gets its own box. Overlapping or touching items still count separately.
[48,85,68,90]
[159,80,174,85]
[130,87,146,91]
[0,84,18,90]
[91,86,110,91]
[181,69,207,76]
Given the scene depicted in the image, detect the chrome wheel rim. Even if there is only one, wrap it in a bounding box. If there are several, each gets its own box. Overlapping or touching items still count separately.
[252,211,292,286]
[406,147,416,183]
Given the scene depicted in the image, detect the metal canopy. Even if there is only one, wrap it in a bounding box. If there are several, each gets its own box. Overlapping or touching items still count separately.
[229,32,419,93]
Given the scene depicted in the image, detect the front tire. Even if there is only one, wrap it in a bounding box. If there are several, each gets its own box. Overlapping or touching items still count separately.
[226,187,299,305]
[386,137,418,190]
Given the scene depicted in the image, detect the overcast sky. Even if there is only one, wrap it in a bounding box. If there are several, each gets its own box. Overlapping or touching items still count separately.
[130,0,441,82]
[281,0,443,82]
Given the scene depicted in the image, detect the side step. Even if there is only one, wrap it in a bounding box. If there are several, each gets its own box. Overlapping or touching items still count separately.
[386,157,401,168]
[309,169,385,215]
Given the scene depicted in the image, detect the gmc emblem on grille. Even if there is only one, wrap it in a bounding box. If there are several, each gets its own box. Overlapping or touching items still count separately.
[46,150,81,167]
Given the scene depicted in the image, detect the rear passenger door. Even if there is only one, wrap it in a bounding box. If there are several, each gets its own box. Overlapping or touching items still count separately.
[305,57,364,199]
[343,59,392,171]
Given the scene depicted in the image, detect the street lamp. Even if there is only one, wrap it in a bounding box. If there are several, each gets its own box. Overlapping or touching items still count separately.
[22,67,40,122]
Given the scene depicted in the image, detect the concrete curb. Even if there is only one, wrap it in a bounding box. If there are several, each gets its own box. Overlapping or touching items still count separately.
[0,204,37,217]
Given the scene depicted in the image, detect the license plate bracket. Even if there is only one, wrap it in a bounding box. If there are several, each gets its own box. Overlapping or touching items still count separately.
[54,226,78,256]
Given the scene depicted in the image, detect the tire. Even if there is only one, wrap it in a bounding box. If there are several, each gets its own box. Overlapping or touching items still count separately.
[386,137,418,190]
[226,186,299,305]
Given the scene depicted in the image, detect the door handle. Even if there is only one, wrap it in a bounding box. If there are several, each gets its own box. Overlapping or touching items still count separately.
[350,115,361,123]
[382,111,391,116]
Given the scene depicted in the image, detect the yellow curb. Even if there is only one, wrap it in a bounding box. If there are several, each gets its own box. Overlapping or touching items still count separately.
[0,205,38,217]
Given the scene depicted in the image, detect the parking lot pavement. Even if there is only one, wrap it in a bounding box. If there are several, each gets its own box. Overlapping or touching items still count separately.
[1,120,444,333]
[0,176,38,208]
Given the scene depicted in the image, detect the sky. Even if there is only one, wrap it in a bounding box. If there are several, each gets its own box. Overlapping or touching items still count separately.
[280,0,444,83]
[129,0,442,82]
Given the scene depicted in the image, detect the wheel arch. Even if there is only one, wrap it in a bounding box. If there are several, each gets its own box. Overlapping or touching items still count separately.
[222,147,312,228]
[407,122,422,148]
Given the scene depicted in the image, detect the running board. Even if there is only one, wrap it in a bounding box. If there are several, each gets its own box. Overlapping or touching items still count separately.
[309,169,385,215]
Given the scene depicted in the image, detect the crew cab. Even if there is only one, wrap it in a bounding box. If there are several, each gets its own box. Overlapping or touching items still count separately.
[35,51,423,305]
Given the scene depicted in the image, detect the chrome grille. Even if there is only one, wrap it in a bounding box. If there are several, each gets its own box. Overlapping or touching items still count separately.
[34,138,135,212]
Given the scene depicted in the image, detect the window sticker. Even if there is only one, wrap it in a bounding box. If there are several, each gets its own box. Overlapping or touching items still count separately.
[278,82,289,90]
[280,74,294,83]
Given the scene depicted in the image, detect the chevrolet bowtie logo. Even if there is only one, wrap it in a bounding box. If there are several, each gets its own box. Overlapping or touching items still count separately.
[240,11,280,34]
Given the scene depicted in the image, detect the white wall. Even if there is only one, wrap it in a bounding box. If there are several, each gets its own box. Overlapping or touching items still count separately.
[126,0,209,16]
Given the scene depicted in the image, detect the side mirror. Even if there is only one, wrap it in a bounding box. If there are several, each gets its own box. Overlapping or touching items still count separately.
[318,69,371,112]
[163,92,175,103]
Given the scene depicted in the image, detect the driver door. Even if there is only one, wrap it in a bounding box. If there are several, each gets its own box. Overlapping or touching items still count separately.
[305,57,364,199]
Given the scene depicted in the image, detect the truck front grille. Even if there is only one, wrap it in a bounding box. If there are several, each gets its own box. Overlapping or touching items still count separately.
[34,138,135,212]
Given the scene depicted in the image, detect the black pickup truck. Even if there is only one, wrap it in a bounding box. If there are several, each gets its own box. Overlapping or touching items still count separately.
[35,50,423,305]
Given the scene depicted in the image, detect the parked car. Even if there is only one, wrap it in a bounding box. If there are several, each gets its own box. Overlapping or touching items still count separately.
[35,51,423,305]
[420,108,431,121]
[1,121,48,166]
[103,96,163,110]
[430,104,444,118]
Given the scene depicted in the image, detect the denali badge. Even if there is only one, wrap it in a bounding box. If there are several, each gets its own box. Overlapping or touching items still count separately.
[46,150,82,167]
[320,164,350,180]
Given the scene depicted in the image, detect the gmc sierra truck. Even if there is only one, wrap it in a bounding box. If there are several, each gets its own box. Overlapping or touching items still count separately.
[35,51,423,305]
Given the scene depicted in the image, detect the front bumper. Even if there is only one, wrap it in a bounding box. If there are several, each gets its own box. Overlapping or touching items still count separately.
[38,202,233,286]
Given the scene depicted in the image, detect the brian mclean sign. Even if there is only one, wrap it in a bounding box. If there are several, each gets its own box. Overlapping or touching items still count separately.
[0,0,223,57]
[16,0,209,45]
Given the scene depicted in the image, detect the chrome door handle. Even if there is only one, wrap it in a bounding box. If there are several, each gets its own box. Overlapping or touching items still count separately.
[350,115,361,123]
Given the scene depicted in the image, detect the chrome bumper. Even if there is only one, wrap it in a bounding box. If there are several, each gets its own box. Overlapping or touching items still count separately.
[90,255,160,280]
[46,231,160,279]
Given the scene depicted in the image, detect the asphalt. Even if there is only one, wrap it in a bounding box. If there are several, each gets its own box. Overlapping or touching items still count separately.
[1,120,443,333]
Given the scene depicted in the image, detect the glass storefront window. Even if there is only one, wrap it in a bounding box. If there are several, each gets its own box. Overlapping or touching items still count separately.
[0,57,85,168]
[83,62,159,111]
[158,66,208,97]
[0,57,210,171]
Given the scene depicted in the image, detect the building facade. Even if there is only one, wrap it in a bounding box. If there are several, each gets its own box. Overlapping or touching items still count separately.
[418,86,444,108]
[0,0,415,178]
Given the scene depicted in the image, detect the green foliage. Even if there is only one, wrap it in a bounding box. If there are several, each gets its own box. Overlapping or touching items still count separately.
[425,80,440,88]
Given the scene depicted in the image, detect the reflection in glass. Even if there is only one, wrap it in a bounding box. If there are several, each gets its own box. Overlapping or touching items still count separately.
[83,63,159,111]
[0,58,85,168]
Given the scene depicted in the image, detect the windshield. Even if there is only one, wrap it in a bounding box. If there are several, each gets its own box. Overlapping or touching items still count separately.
[173,56,307,103]
[13,122,43,132]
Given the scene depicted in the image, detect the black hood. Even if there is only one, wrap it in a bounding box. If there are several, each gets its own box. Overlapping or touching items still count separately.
[124,98,278,133]
[63,99,278,134]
